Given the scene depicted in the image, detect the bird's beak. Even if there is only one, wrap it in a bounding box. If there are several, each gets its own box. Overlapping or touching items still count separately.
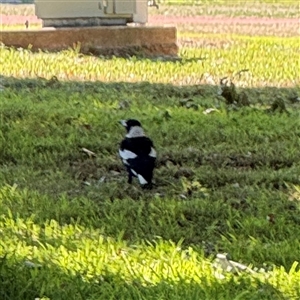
[119,120,127,127]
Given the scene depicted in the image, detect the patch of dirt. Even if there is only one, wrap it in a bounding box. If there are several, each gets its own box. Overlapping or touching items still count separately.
[204,153,295,171]
[148,15,299,37]
[2,13,298,37]
[149,15,299,26]
[0,14,40,25]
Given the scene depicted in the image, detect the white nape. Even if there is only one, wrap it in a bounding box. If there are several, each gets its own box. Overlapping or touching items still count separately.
[126,126,145,138]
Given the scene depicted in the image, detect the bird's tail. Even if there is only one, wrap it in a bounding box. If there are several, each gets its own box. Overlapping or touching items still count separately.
[129,157,155,186]
[137,174,148,185]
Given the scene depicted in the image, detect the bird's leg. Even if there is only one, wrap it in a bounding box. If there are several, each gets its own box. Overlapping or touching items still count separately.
[128,174,133,184]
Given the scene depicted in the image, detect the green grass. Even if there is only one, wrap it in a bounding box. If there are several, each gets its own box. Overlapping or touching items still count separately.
[1,3,300,300]
[150,3,299,18]
[0,35,299,87]
[0,24,41,30]
[0,75,300,299]
[0,3,34,16]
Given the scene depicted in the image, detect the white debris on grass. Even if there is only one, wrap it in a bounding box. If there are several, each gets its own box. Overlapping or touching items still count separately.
[24,260,42,268]
[203,108,219,115]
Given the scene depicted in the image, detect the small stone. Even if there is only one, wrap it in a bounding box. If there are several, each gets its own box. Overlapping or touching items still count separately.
[98,176,106,183]
[24,260,42,268]
[203,108,218,115]
[110,171,121,176]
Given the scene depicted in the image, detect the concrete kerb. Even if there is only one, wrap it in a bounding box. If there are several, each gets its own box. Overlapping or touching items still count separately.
[0,25,178,57]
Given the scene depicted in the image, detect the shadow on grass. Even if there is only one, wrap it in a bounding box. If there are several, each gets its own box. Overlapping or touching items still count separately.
[0,254,287,300]
[1,74,298,101]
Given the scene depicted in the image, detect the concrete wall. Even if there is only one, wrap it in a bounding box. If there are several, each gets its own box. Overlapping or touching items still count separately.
[0,26,178,57]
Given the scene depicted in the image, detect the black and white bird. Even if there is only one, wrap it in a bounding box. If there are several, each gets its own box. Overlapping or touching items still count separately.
[119,119,156,189]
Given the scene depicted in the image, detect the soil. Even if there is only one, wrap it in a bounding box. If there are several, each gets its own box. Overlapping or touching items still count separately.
[149,15,298,26]
[1,12,298,39]
[149,15,299,37]
[1,13,298,27]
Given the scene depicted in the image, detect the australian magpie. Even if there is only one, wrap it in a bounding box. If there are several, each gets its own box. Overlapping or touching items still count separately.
[119,119,156,189]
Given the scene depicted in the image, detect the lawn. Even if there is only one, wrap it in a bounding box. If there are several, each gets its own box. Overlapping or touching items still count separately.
[0,2,300,300]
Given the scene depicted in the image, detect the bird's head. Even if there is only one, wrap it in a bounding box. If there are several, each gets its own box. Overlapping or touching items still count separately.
[120,119,145,138]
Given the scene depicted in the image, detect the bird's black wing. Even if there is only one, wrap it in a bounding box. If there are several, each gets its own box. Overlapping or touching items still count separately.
[119,137,156,184]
